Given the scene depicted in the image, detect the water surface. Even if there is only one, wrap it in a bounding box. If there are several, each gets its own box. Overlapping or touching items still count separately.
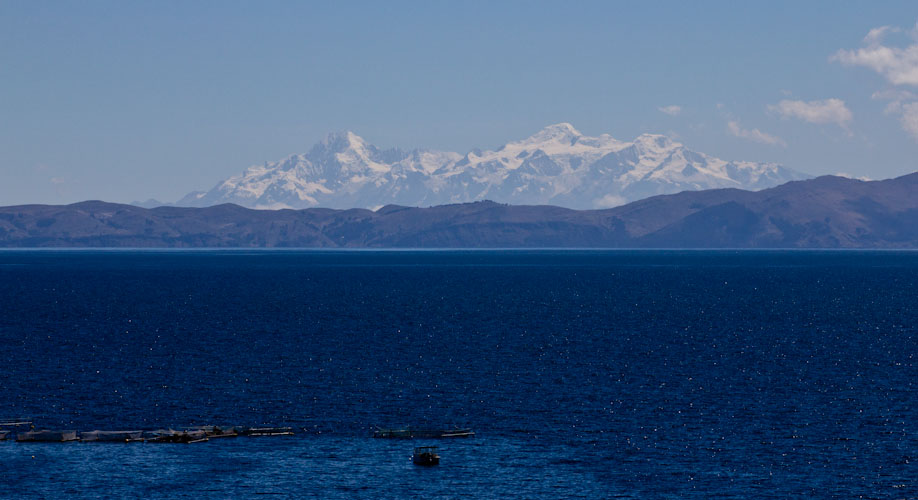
[0,250,915,498]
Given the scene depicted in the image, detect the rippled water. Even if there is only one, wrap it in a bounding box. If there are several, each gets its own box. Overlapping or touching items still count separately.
[0,250,915,498]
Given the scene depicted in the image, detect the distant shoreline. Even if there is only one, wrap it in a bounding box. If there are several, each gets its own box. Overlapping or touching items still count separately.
[2,247,918,252]
[2,173,917,249]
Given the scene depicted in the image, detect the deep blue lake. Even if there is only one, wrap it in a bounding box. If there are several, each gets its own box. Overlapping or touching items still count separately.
[0,250,915,498]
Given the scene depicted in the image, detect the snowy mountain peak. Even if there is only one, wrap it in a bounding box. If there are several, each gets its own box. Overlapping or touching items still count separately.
[176,124,809,210]
[633,133,676,149]
[313,130,369,153]
[519,122,583,145]
[341,130,373,153]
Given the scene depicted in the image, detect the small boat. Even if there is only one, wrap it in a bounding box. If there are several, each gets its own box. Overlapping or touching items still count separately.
[236,427,294,437]
[80,430,144,443]
[0,430,9,440]
[16,430,79,442]
[374,427,475,439]
[412,446,440,466]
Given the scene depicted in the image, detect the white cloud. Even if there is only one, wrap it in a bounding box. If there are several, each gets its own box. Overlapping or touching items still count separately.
[863,26,899,46]
[831,23,918,86]
[768,99,853,128]
[835,172,872,181]
[872,89,917,114]
[835,23,918,141]
[726,121,786,146]
[870,77,918,140]
[871,88,918,102]
[899,102,918,139]
[593,194,628,208]
[658,105,682,116]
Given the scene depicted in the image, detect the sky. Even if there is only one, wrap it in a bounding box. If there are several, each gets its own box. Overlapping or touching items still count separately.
[2,1,918,205]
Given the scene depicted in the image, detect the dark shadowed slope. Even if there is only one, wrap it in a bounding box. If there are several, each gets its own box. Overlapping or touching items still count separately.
[1,173,917,248]
[616,173,918,247]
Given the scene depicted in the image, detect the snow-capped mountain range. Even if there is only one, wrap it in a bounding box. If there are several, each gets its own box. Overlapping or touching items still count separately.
[175,123,808,210]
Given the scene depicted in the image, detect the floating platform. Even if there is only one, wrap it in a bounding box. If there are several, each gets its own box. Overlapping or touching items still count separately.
[145,430,209,444]
[80,430,144,442]
[2,422,294,444]
[237,427,294,437]
[187,426,239,438]
[16,430,79,442]
[0,419,33,429]
[374,427,474,439]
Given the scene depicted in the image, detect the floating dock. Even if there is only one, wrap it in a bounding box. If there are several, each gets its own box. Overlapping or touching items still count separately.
[16,430,79,442]
[0,420,295,444]
[80,430,144,443]
[146,430,209,444]
[237,427,294,437]
[374,427,475,439]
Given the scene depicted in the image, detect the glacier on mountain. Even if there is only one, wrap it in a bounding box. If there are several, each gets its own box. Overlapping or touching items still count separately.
[176,123,808,210]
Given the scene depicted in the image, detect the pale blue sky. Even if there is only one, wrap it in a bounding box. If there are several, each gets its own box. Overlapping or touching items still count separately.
[2,1,918,205]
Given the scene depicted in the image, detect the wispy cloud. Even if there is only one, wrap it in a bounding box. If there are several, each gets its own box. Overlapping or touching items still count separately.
[872,90,918,130]
[898,102,918,139]
[658,105,682,116]
[726,121,786,146]
[834,23,918,141]
[863,26,900,46]
[830,23,918,86]
[592,193,628,209]
[835,172,872,181]
[768,99,853,130]
[872,88,918,106]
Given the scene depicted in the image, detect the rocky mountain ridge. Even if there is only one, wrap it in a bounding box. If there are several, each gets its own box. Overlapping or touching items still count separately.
[174,123,807,210]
